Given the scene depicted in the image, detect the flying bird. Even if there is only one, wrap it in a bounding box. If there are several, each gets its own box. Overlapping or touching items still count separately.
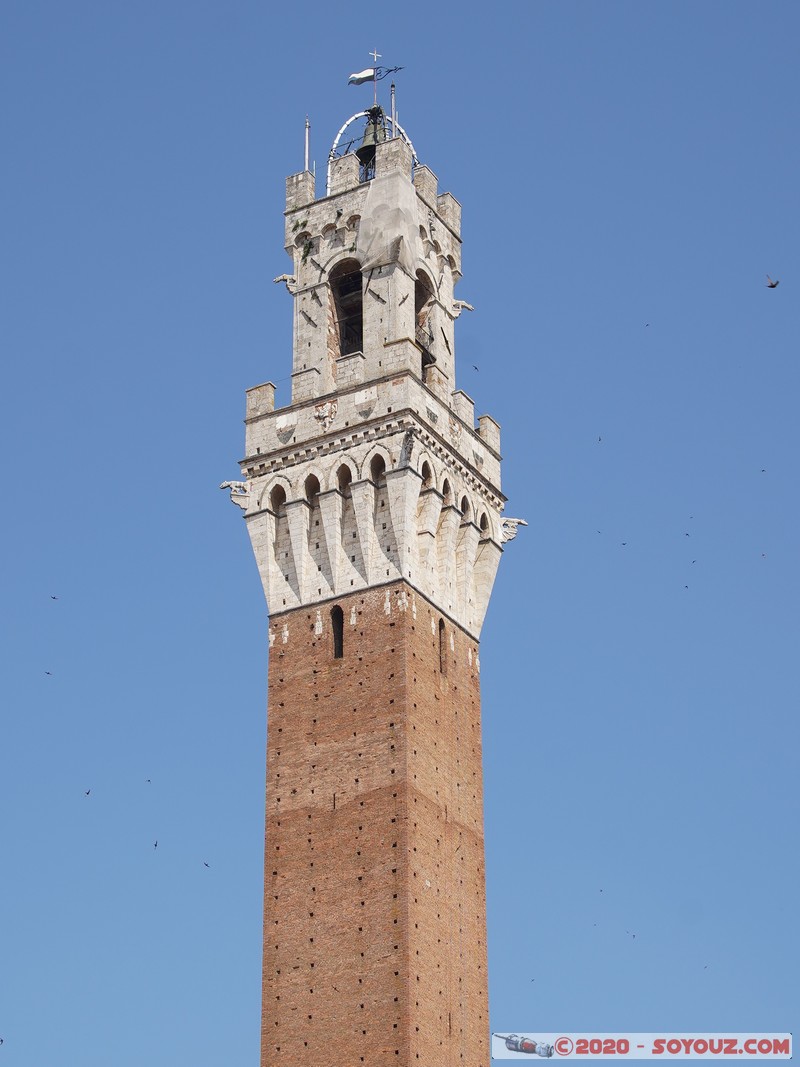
[85,789,91,796]
[203,862,210,868]
[766,275,779,288]
[50,595,59,600]
[45,671,52,675]
[472,365,480,372]
[154,840,158,849]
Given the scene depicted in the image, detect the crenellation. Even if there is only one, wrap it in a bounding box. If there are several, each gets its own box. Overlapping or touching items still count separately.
[436,191,461,240]
[246,381,276,418]
[328,152,360,197]
[413,164,438,208]
[375,136,413,179]
[285,170,315,211]
[451,389,475,428]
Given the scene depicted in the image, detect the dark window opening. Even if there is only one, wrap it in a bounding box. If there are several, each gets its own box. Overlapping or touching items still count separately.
[370,454,386,487]
[331,606,344,659]
[330,260,363,357]
[415,270,436,380]
[270,484,287,516]
[305,474,320,506]
[438,619,447,675]
[337,464,353,496]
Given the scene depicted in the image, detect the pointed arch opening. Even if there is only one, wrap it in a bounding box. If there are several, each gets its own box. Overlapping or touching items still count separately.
[304,474,320,505]
[438,618,447,675]
[370,454,387,487]
[336,463,353,496]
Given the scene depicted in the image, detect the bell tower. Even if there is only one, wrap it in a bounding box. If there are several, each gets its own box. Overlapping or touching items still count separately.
[230,99,520,1067]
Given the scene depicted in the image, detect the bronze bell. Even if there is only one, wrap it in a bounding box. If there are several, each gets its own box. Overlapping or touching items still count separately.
[356,106,386,168]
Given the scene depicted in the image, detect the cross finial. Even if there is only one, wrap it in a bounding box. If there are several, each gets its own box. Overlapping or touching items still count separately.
[370,48,382,64]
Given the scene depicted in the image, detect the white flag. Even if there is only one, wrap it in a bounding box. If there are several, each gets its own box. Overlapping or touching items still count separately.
[348,68,375,85]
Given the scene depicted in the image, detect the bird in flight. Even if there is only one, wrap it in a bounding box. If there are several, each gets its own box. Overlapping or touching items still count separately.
[154,840,158,849]
[203,862,210,868]
[50,595,59,600]
[45,671,52,676]
[472,365,480,372]
[85,789,91,796]
[766,275,780,288]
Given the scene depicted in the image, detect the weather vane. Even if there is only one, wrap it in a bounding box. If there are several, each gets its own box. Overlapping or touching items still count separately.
[348,49,404,107]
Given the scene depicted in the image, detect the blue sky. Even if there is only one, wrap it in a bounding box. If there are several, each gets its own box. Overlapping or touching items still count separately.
[1,2,797,1064]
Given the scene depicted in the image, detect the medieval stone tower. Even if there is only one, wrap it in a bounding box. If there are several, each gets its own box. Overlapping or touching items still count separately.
[228,99,520,1067]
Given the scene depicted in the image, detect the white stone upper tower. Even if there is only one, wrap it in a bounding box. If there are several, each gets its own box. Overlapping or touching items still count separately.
[233,105,512,640]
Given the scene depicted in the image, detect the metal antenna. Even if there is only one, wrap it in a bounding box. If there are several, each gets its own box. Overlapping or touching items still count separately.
[390,82,396,135]
[304,116,310,173]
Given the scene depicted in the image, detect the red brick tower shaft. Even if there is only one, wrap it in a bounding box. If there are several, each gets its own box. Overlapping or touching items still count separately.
[263,584,488,1066]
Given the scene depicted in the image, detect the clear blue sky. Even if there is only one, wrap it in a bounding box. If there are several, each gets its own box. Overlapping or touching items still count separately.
[1,2,797,1064]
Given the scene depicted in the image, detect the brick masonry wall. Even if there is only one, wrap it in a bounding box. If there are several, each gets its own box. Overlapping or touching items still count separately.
[261,581,488,1067]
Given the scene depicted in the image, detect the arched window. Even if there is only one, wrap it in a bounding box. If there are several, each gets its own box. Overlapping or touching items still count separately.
[415,270,435,381]
[438,618,447,675]
[269,485,287,515]
[329,260,363,358]
[305,474,320,505]
[331,606,344,659]
[337,464,353,496]
[420,462,433,490]
[370,454,386,487]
